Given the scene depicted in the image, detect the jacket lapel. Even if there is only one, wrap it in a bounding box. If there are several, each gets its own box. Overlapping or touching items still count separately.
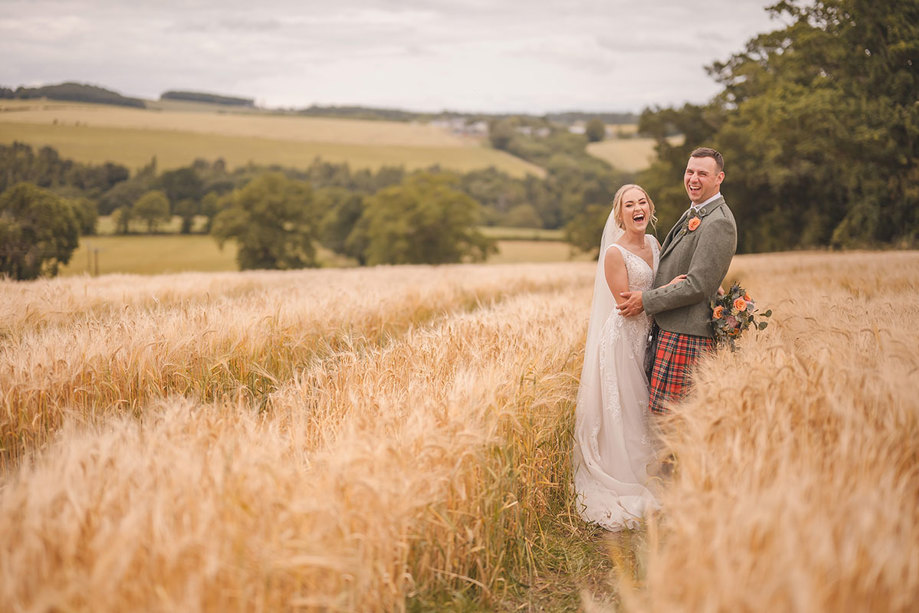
[660,197,726,260]
[660,208,692,259]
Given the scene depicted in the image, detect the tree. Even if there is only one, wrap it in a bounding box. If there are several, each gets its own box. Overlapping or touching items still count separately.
[585,118,606,143]
[503,204,542,228]
[0,182,79,280]
[68,197,98,235]
[159,167,203,207]
[348,172,496,265]
[0,143,129,196]
[173,199,199,234]
[316,187,366,261]
[564,204,613,254]
[199,192,223,234]
[638,0,919,251]
[488,119,515,151]
[113,205,133,235]
[132,190,171,233]
[211,172,321,270]
[459,167,528,216]
[98,179,147,216]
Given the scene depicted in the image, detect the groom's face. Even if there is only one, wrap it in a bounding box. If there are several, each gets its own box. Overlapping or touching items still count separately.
[684,156,724,205]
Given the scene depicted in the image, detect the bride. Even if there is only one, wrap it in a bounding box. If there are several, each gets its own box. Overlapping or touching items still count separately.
[573,184,679,531]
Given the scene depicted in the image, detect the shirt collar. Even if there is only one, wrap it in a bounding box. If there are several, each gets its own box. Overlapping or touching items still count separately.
[690,192,722,213]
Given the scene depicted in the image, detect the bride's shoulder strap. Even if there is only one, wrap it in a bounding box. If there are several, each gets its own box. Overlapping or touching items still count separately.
[606,244,630,264]
[605,242,624,256]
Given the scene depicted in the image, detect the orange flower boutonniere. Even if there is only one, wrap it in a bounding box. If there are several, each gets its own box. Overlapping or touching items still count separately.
[688,217,701,231]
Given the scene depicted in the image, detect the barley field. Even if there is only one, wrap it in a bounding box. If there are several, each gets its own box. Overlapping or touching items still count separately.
[0,251,917,611]
[0,100,543,177]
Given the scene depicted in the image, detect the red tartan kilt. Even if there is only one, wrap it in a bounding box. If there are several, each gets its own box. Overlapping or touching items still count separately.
[648,330,714,414]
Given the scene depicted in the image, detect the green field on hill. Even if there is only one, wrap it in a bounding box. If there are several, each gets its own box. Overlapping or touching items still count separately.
[0,122,544,177]
[60,233,589,276]
[0,100,544,177]
[586,134,684,173]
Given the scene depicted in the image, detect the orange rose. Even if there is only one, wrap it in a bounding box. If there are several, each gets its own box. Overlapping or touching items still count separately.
[688,217,701,231]
[744,292,751,301]
[713,305,724,319]
[733,297,748,311]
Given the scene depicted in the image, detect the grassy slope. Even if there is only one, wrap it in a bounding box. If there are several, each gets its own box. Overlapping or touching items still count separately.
[0,100,544,177]
[0,100,467,146]
[586,135,684,173]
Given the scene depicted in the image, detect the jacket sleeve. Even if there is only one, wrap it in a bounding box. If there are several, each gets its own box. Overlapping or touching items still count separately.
[643,216,737,316]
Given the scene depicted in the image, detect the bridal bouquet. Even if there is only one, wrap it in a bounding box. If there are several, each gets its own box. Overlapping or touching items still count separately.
[711,283,771,351]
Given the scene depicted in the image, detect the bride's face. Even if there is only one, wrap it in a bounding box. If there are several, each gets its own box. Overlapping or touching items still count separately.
[619,187,651,233]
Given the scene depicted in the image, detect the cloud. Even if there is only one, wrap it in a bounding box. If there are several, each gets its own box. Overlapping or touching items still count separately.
[0,0,781,112]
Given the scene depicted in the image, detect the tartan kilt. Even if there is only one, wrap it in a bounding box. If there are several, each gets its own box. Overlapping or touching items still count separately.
[648,330,714,414]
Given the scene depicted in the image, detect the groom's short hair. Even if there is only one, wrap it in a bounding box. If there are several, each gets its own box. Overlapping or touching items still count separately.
[690,147,724,173]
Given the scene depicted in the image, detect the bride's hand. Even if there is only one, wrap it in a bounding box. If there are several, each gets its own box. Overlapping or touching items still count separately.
[717,285,726,296]
[666,274,687,286]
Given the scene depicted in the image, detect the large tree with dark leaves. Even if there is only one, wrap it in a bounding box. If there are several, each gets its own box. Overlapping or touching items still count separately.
[211,173,322,270]
[347,172,496,265]
[638,0,919,252]
[0,183,80,280]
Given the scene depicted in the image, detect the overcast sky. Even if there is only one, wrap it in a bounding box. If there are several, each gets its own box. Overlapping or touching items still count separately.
[1,0,785,114]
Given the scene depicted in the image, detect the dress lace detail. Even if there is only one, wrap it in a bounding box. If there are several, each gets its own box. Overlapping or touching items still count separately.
[574,235,661,531]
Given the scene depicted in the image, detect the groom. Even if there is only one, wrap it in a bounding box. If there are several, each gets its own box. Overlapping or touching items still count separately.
[617,147,737,413]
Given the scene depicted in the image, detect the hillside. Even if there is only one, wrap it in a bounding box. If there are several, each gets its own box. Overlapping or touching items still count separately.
[0,82,144,108]
[586,134,685,173]
[0,99,545,177]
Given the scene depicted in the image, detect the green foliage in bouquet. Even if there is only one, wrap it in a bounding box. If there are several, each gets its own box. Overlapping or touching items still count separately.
[711,283,771,351]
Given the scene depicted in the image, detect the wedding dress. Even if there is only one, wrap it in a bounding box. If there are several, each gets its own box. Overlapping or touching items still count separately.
[573,214,661,531]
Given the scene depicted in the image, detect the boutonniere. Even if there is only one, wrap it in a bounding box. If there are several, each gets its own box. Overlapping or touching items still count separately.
[688,217,701,231]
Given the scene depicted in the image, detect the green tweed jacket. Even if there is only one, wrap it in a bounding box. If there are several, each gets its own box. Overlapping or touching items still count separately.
[643,196,737,338]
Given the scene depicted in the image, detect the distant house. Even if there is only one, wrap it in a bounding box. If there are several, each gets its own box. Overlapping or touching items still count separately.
[431,118,488,137]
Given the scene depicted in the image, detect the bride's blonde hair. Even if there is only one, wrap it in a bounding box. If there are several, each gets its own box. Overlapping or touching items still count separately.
[611,184,657,231]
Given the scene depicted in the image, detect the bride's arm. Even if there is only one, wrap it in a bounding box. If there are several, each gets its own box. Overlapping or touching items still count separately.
[604,247,630,307]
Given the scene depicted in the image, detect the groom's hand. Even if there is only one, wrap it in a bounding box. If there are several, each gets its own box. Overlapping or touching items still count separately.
[617,291,644,317]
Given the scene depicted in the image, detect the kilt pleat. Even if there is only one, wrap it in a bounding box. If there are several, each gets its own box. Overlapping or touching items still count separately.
[648,329,714,414]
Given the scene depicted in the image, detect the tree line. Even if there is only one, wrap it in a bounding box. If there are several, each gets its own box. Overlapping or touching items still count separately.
[0,139,628,279]
[160,91,255,107]
[0,82,145,108]
[635,0,918,252]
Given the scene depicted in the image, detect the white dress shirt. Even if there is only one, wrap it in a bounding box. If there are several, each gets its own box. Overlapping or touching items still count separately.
[691,192,722,214]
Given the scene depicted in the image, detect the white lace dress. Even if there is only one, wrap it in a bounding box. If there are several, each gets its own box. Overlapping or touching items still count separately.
[574,236,660,530]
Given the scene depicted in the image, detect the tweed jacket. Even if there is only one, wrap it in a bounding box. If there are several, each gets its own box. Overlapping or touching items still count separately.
[643,196,737,338]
